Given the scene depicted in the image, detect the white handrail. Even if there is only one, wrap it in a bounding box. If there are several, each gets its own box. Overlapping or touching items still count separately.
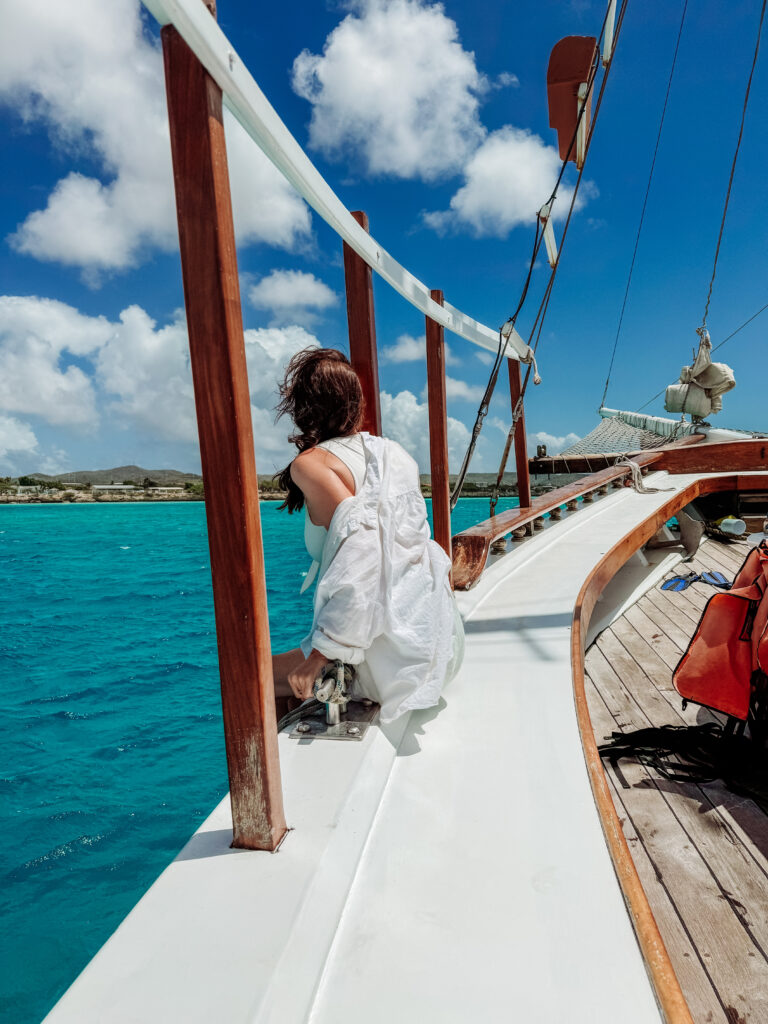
[142,0,532,363]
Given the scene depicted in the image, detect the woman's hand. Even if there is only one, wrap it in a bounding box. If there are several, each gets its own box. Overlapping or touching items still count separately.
[287,649,330,701]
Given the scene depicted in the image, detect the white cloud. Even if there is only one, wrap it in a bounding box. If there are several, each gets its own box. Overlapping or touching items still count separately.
[96,311,321,465]
[381,332,459,365]
[445,375,484,402]
[292,0,487,181]
[0,415,39,467]
[0,294,322,471]
[425,127,582,238]
[1,0,310,279]
[488,417,580,457]
[247,270,337,326]
[527,430,581,457]
[244,324,321,469]
[380,389,470,471]
[95,306,197,443]
[381,333,425,363]
[0,296,107,428]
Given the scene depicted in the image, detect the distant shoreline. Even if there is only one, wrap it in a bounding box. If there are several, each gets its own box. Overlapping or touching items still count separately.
[0,480,571,506]
[0,491,287,505]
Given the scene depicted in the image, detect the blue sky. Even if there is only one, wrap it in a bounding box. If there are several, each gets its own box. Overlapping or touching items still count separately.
[1,0,766,476]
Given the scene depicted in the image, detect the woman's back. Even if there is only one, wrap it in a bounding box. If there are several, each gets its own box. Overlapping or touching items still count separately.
[303,434,366,564]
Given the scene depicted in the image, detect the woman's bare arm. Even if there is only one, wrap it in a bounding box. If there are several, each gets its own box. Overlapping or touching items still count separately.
[290,447,355,527]
[280,447,357,699]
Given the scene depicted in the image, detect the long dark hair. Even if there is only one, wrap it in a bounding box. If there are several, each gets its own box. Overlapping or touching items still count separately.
[275,347,364,512]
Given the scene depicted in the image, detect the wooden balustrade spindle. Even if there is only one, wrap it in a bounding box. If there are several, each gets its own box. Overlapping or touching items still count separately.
[343,211,382,435]
[161,5,287,851]
[509,360,532,510]
[425,290,451,562]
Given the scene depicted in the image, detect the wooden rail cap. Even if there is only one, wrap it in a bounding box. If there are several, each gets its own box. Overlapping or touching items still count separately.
[451,454,662,590]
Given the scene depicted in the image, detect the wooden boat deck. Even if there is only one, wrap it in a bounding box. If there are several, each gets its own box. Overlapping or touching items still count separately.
[586,535,768,1024]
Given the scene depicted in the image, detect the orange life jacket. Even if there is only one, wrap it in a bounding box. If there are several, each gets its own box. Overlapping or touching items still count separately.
[673,541,768,720]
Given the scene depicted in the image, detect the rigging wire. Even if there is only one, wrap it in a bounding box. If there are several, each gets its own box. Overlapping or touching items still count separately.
[700,0,767,328]
[599,0,689,411]
[635,299,768,412]
[450,0,628,511]
[486,0,630,515]
[448,219,541,510]
[635,1,767,416]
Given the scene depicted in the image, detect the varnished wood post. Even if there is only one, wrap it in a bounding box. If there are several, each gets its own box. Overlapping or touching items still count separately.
[161,13,287,851]
[425,290,451,562]
[343,211,382,435]
[509,361,532,509]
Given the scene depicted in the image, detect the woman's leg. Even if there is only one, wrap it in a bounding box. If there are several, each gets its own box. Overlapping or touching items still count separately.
[272,647,307,723]
[272,647,306,698]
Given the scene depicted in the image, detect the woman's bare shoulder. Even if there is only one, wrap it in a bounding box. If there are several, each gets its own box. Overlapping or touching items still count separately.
[289,447,328,484]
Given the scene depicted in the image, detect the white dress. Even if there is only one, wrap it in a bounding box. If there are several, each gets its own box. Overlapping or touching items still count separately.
[299,432,464,723]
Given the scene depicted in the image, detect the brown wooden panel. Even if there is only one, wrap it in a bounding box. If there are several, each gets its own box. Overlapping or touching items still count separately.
[658,438,768,474]
[508,361,531,509]
[547,36,597,163]
[343,211,382,435]
[529,433,705,475]
[425,290,451,563]
[162,22,286,851]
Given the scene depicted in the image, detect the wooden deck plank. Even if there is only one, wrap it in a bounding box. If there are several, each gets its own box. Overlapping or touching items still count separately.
[703,783,768,880]
[592,636,681,728]
[623,605,683,671]
[596,551,768,874]
[689,541,746,582]
[586,537,768,1023]
[702,540,749,573]
[644,587,702,630]
[585,675,731,1024]
[586,651,768,1021]
[609,617,685,692]
[599,624,718,731]
[637,593,695,650]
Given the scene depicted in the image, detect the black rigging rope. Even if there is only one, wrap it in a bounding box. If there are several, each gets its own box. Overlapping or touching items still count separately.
[450,0,628,512]
[448,219,541,510]
[599,0,689,411]
[485,0,631,516]
[700,0,767,328]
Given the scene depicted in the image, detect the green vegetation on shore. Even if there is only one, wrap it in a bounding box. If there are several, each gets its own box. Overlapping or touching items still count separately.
[1,466,579,505]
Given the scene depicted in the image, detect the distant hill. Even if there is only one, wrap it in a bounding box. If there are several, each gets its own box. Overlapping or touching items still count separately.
[26,466,203,486]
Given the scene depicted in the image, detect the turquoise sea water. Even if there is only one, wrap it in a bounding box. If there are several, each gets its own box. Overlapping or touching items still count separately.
[0,496,518,1023]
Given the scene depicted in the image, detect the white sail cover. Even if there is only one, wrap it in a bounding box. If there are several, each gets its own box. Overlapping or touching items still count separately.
[665,329,735,418]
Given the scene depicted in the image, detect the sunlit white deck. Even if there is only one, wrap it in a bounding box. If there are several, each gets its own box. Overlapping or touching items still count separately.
[48,469,765,1024]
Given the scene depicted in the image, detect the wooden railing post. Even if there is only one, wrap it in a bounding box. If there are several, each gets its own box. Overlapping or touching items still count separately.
[343,211,382,435]
[161,9,287,851]
[425,290,451,562]
[509,361,532,509]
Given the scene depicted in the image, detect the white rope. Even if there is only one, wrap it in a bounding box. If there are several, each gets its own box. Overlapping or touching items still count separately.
[615,456,674,493]
[141,0,532,364]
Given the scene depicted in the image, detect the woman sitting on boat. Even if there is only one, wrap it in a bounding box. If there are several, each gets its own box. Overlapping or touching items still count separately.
[272,347,464,723]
